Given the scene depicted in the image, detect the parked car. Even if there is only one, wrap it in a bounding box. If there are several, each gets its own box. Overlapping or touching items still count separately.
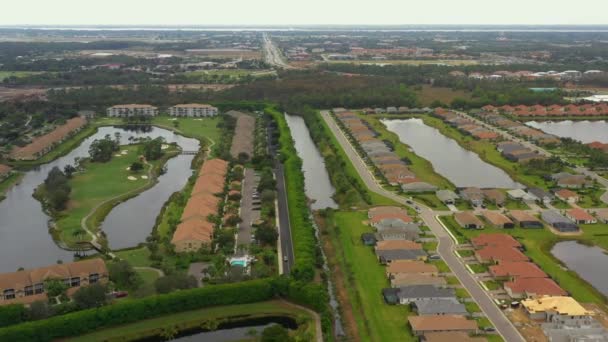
[112,291,129,298]
[283,255,288,262]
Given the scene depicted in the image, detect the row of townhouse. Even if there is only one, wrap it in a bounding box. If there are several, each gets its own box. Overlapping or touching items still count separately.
[434,108,499,140]
[106,103,218,117]
[0,258,108,306]
[332,109,437,193]
[482,103,608,117]
[478,112,560,145]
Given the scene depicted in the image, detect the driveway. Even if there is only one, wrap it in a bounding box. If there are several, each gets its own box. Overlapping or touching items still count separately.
[320,110,525,342]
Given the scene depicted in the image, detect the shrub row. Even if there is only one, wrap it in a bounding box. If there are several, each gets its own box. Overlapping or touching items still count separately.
[0,279,274,342]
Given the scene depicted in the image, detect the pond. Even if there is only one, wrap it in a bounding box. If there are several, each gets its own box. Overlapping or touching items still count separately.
[382,118,522,189]
[526,120,608,144]
[284,113,338,210]
[138,316,298,342]
[551,240,608,297]
[0,126,199,273]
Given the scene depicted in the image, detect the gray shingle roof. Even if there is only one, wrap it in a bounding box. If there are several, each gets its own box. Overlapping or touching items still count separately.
[377,249,428,262]
[413,298,468,315]
[396,285,455,301]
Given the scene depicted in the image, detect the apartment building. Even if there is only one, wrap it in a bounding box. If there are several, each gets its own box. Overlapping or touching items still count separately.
[106,104,158,117]
[169,104,219,117]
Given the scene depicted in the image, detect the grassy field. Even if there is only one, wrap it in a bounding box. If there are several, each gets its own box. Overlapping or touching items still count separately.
[152,116,220,146]
[415,85,472,107]
[324,210,415,341]
[53,144,176,246]
[0,71,41,81]
[67,300,315,342]
[363,115,454,190]
[115,247,153,267]
[442,215,608,305]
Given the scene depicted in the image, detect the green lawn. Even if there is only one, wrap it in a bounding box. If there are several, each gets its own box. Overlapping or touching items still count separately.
[469,264,489,274]
[0,71,41,81]
[363,115,454,190]
[152,116,221,147]
[504,199,530,210]
[136,268,161,285]
[457,249,474,257]
[465,301,482,313]
[412,193,449,210]
[67,300,315,342]
[483,280,503,291]
[52,144,177,246]
[577,188,608,208]
[439,216,469,244]
[326,210,415,341]
[115,247,153,267]
[422,241,438,252]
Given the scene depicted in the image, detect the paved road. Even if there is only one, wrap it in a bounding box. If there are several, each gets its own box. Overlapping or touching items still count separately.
[236,168,259,255]
[262,33,293,69]
[320,110,525,342]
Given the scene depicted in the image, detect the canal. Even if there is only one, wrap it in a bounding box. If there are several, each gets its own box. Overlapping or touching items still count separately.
[551,240,608,297]
[0,126,199,273]
[526,120,608,144]
[382,118,522,189]
[284,113,338,210]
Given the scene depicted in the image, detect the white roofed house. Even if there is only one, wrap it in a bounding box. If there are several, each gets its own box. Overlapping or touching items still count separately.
[169,104,219,117]
[106,104,158,117]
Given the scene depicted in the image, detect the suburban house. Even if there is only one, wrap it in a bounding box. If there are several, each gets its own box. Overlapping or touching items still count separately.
[509,210,543,229]
[0,164,12,181]
[172,159,228,252]
[482,189,506,206]
[10,116,88,160]
[383,285,454,305]
[528,187,554,204]
[504,277,567,298]
[556,175,591,189]
[0,259,108,306]
[375,240,422,251]
[489,262,547,280]
[377,249,428,264]
[475,245,529,263]
[412,298,468,316]
[542,316,608,342]
[471,233,521,248]
[541,210,579,232]
[565,208,597,224]
[481,211,514,229]
[386,261,438,279]
[390,274,447,288]
[408,315,478,336]
[423,331,487,342]
[497,141,526,153]
[594,209,608,224]
[521,296,592,321]
[436,190,459,205]
[401,180,438,193]
[507,189,538,202]
[106,104,158,117]
[375,222,421,241]
[169,104,219,117]
[454,212,484,229]
[459,187,485,206]
[554,189,579,203]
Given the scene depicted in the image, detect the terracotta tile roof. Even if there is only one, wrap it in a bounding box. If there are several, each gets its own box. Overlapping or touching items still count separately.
[489,262,547,279]
[370,212,413,224]
[505,278,567,297]
[566,208,595,222]
[10,117,87,160]
[482,211,513,226]
[476,246,529,263]
[109,104,156,109]
[387,261,438,275]
[171,103,216,109]
[471,233,521,248]
[408,315,477,332]
[454,211,484,227]
[509,210,541,223]
[424,332,487,342]
[375,240,422,251]
[554,189,578,200]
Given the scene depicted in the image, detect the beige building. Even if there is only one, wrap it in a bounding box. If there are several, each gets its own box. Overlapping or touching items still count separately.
[0,258,108,306]
[169,104,218,117]
[106,104,158,117]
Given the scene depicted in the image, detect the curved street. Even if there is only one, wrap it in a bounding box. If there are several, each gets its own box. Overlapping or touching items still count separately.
[320,110,525,342]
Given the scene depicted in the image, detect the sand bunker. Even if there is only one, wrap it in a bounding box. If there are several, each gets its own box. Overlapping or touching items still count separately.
[141,175,148,180]
[127,176,137,181]
[115,154,122,157]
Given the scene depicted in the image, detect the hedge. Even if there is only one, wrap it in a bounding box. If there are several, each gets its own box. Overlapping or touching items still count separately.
[0,304,27,328]
[0,279,274,342]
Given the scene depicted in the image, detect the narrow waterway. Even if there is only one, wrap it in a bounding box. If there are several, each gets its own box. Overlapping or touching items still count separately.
[551,240,608,297]
[0,126,198,273]
[382,118,522,189]
[284,113,338,210]
[526,120,608,144]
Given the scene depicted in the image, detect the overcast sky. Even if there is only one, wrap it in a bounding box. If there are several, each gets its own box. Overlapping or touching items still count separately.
[1,0,607,26]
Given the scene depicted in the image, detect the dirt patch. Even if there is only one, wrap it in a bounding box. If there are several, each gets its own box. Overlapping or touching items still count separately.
[583,303,608,328]
[506,307,548,342]
[0,86,47,101]
[315,213,361,342]
[415,85,472,107]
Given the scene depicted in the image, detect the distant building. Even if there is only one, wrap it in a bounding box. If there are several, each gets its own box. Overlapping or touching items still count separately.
[169,104,218,117]
[106,104,158,117]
